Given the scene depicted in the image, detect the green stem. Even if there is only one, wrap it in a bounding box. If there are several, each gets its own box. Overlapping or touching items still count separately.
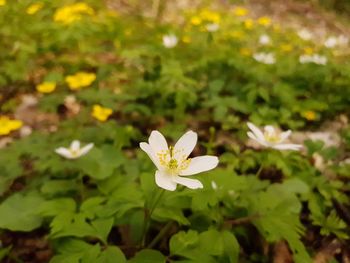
[147,221,173,249]
[141,189,166,247]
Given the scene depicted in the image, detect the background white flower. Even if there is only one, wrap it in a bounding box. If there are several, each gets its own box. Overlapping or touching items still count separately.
[140,130,219,191]
[297,29,313,41]
[247,122,302,151]
[253,52,275,64]
[324,35,349,48]
[299,54,327,65]
[259,34,270,45]
[205,23,219,32]
[162,34,178,48]
[55,140,94,159]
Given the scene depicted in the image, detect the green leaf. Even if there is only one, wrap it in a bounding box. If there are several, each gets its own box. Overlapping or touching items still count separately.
[128,249,165,263]
[221,231,239,263]
[97,246,126,263]
[0,193,44,231]
[152,207,190,225]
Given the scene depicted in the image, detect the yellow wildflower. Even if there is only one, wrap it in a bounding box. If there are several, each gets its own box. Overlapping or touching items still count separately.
[182,36,191,43]
[280,44,293,52]
[244,19,254,30]
[0,116,23,136]
[54,3,94,25]
[230,30,245,39]
[239,48,251,56]
[0,0,6,6]
[199,9,220,23]
[26,3,44,15]
[304,47,314,55]
[36,82,56,93]
[301,111,317,121]
[65,72,96,90]
[233,7,248,17]
[91,105,112,122]
[257,16,271,26]
[190,16,202,26]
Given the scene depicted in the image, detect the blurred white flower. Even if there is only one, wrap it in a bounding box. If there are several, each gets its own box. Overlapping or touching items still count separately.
[297,29,313,41]
[259,34,270,45]
[299,54,327,65]
[140,130,219,191]
[247,122,302,151]
[253,52,275,64]
[211,181,218,190]
[162,34,178,48]
[205,23,219,32]
[324,37,338,48]
[324,35,349,48]
[55,140,94,159]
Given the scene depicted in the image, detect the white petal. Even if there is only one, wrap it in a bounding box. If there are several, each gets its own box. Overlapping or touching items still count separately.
[172,176,203,189]
[148,130,168,154]
[180,156,219,176]
[264,125,275,134]
[155,170,177,191]
[247,122,265,142]
[55,147,74,159]
[70,140,80,151]
[79,143,94,156]
[140,142,162,171]
[272,144,303,151]
[247,131,268,147]
[280,130,291,142]
[174,131,197,159]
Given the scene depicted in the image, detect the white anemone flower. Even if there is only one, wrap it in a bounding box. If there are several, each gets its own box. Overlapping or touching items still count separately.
[55,140,94,159]
[299,54,327,65]
[247,122,302,151]
[297,29,313,41]
[253,52,275,64]
[205,23,219,32]
[259,34,270,45]
[162,34,178,48]
[140,130,219,191]
[324,37,338,48]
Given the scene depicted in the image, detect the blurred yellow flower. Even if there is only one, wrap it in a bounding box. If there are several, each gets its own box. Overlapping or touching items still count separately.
[233,7,248,17]
[65,72,96,90]
[26,3,44,15]
[91,104,112,122]
[199,9,220,23]
[239,48,251,56]
[230,30,245,39]
[190,16,202,25]
[280,44,293,52]
[302,111,317,121]
[304,47,314,55]
[54,3,94,25]
[257,16,271,26]
[182,36,191,43]
[0,116,23,136]
[0,0,5,6]
[244,19,254,29]
[36,82,56,93]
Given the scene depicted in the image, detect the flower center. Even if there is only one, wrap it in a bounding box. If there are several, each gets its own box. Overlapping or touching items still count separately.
[264,131,281,143]
[157,146,191,174]
[69,149,80,157]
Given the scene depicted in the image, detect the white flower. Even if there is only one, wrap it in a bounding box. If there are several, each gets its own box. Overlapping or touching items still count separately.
[253,52,275,64]
[324,35,349,48]
[247,122,302,151]
[140,130,219,191]
[162,34,178,48]
[259,34,270,45]
[299,54,327,65]
[55,140,94,159]
[297,29,313,41]
[324,37,338,48]
[205,23,219,32]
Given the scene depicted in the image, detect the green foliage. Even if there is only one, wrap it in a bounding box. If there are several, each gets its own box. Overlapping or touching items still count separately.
[0,1,350,263]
